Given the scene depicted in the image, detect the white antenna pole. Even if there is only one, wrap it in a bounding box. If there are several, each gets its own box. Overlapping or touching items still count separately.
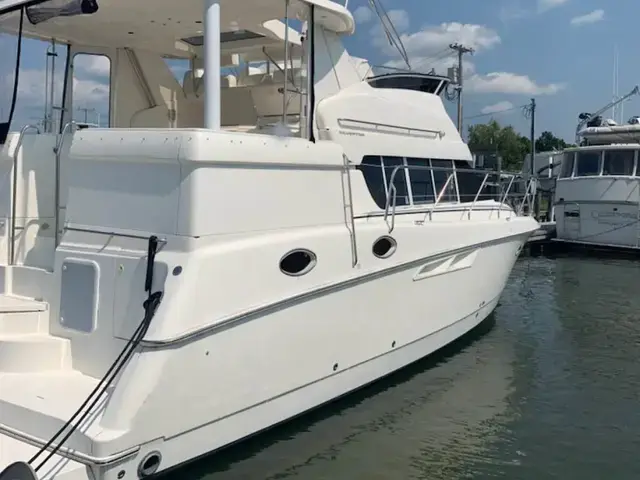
[204,0,221,130]
[612,45,619,123]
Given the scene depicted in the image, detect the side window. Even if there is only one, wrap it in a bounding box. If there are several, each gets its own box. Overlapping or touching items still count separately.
[454,160,484,203]
[430,159,456,201]
[559,152,574,178]
[381,156,409,207]
[406,158,434,204]
[603,150,634,176]
[72,53,111,127]
[358,156,387,209]
[575,151,601,177]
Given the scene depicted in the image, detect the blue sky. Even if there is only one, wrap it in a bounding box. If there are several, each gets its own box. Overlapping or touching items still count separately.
[2,0,636,141]
[344,0,639,142]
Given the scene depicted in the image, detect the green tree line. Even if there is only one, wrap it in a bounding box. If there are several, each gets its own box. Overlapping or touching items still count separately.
[467,120,575,171]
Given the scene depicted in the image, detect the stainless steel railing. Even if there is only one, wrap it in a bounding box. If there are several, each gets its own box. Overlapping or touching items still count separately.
[8,124,41,265]
[382,164,535,233]
[53,121,77,247]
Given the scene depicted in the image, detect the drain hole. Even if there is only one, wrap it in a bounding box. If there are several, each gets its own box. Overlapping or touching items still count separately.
[372,236,397,259]
[392,341,396,348]
[333,363,339,371]
[138,451,162,478]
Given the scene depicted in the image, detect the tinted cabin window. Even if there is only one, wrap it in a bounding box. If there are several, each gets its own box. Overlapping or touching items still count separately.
[359,156,387,208]
[368,74,444,95]
[603,150,634,176]
[559,153,575,178]
[576,151,601,176]
[381,157,409,207]
[406,158,434,204]
[454,160,485,202]
[430,159,456,201]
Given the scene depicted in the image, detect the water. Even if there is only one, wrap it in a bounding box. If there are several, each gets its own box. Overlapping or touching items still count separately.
[165,254,640,479]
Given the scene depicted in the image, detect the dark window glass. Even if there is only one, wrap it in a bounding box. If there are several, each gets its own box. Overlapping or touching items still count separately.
[603,150,635,176]
[406,158,434,204]
[358,156,387,208]
[368,74,444,95]
[560,152,574,178]
[454,160,485,202]
[430,159,456,201]
[381,156,409,207]
[576,151,601,176]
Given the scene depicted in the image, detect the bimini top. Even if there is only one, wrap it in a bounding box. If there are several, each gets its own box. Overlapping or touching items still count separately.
[0,0,354,54]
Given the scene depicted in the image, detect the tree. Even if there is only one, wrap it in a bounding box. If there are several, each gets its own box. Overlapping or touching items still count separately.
[467,120,530,171]
[535,130,568,152]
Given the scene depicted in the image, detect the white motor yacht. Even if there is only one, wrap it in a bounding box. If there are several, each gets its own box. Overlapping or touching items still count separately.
[554,109,640,250]
[0,0,538,478]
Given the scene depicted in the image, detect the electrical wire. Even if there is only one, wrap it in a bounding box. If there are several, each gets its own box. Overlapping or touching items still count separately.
[368,0,411,69]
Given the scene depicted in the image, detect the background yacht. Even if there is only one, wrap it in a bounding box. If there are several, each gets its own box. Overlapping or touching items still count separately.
[0,0,537,478]
[554,107,640,251]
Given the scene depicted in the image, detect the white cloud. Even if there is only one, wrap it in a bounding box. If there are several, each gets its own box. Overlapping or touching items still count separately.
[74,54,111,77]
[467,72,565,95]
[15,67,109,109]
[570,9,604,26]
[481,101,515,114]
[376,19,563,96]
[380,22,499,74]
[385,9,410,33]
[538,0,569,12]
[353,5,373,24]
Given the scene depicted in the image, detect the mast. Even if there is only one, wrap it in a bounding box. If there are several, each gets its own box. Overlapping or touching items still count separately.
[203,0,221,130]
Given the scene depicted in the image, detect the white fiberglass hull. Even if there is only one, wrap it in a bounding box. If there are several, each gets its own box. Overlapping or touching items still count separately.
[0,227,531,480]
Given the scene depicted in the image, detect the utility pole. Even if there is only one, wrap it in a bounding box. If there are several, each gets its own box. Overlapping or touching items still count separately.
[529,98,536,174]
[529,97,540,219]
[449,42,474,133]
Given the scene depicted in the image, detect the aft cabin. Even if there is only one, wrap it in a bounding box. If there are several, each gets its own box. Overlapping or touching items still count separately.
[0,0,472,280]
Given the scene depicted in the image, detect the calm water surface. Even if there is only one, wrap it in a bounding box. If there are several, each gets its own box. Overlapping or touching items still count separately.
[164,254,640,479]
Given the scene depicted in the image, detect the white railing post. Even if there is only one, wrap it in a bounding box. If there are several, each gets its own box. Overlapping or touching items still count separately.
[204,0,221,130]
[9,125,40,265]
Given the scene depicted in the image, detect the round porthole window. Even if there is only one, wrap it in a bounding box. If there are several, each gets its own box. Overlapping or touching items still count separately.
[279,249,317,276]
[372,236,397,259]
[137,451,162,478]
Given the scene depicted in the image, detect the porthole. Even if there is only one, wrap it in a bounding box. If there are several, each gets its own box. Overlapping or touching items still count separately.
[372,236,397,259]
[279,249,317,276]
[137,451,162,478]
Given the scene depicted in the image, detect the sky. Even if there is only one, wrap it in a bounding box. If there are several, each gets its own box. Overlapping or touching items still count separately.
[343,0,640,142]
[1,0,638,141]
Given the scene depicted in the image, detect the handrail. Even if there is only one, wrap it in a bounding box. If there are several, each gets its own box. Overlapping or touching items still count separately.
[53,121,77,247]
[423,173,455,224]
[342,154,358,266]
[516,178,535,216]
[498,175,515,218]
[8,124,40,265]
[382,163,533,232]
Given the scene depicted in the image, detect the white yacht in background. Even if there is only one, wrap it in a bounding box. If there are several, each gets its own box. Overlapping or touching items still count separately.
[0,0,537,478]
[554,98,640,251]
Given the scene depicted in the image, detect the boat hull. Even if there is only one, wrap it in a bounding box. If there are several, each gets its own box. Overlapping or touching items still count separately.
[0,228,530,480]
